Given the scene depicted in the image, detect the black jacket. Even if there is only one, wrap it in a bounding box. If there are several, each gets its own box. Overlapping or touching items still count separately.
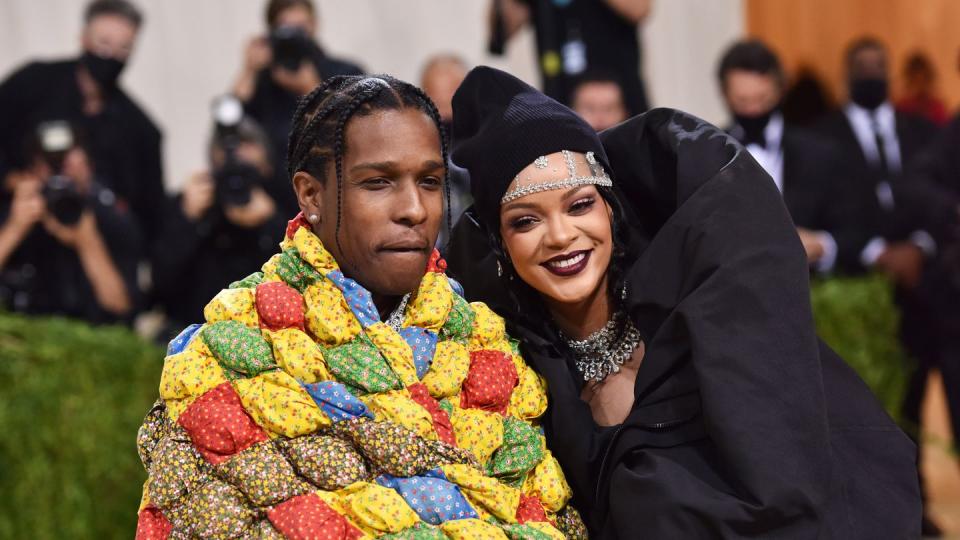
[447,109,920,538]
[0,59,164,246]
[780,126,871,273]
[814,108,939,254]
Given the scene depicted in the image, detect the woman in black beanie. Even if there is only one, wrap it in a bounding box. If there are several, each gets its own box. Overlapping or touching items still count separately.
[445,66,920,539]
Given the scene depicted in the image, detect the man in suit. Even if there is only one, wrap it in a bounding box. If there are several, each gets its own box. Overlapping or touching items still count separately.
[815,36,943,537]
[716,40,866,274]
[815,37,939,281]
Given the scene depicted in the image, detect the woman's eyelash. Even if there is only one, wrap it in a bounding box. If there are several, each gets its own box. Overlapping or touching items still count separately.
[570,197,595,210]
[510,216,537,229]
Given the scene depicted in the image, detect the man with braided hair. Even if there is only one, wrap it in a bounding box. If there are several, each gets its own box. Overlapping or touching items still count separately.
[134,75,587,539]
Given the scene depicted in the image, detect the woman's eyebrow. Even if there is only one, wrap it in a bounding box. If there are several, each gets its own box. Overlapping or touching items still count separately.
[501,200,540,212]
[560,185,589,201]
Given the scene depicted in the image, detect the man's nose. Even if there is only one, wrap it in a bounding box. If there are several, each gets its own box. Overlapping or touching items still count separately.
[392,180,429,226]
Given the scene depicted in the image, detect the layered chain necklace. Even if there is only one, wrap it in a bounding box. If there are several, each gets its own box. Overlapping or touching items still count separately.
[560,309,643,383]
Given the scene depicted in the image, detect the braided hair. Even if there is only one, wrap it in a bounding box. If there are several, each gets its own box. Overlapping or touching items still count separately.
[286,75,452,257]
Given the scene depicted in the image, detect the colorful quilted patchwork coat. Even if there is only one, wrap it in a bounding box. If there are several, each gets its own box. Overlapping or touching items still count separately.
[135,214,586,539]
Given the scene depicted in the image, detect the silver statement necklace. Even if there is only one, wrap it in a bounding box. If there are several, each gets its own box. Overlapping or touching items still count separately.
[560,310,643,383]
[385,293,411,332]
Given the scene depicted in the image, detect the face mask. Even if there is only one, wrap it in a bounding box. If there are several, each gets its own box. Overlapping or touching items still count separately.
[849,77,888,110]
[733,108,774,146]
[80,51,126,91]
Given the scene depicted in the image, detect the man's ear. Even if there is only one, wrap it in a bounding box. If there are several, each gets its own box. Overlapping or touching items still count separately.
[292,171,325,222]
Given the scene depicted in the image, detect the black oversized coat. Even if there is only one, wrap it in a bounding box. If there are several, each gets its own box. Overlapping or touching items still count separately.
[446,109,920,539]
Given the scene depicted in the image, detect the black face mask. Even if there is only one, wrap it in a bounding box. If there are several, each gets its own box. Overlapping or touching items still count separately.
[849,77,888,110]
[80,51,126,91]
[733,108,775,147]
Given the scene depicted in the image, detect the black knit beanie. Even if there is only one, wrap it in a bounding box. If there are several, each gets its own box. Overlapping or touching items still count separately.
[450,66,610,230]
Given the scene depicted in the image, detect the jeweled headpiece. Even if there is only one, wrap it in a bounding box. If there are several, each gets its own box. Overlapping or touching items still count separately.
[500,150,613,204]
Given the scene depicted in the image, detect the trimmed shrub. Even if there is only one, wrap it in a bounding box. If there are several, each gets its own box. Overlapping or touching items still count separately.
[0,314,163,539]
[810,274,912,424]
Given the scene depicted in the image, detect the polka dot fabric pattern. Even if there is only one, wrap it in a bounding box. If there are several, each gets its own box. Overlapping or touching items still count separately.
[136,215,583,538]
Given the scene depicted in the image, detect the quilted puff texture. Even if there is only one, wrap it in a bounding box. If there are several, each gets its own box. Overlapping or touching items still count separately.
[267,328,333,384]
[322,334,402,395]
[267,492,365,540]
[255,280,306,332]
[420,341,470,399]
[215,441,313,507]
[398,327,438,380]
[338,481,422,535]
[159,345,229,422]
[201,320,276,378]
[303,380,374,423]
[439,294,475,342]
[263,248,323,294]
[233,369,332,438]
[204,287,259,328]
[278,434,370,491]
[303,280,363,347]
[375,469,479,525]
[138,225,585,538]
[135,507,172,540]
[403,271,453,332]
[176,382,270,464]
[166,323,202,356]
[326,270,381,328]
[460,350,520,415]
[487,416,545,484]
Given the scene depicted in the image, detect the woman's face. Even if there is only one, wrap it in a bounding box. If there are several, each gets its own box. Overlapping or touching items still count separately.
[499,151,613,306]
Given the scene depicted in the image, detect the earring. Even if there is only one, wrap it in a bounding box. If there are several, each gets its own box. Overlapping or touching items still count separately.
[621,281,628,300]
[496,260,503,277]
[308,214,319,224]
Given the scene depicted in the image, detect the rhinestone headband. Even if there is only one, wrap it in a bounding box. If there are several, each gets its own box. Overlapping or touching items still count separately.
[500,150,612,204]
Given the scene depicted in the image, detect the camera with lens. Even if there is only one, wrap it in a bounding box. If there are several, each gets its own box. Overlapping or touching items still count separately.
[269,25,317,71]
[36,121,86,225]
[211,95,261,207]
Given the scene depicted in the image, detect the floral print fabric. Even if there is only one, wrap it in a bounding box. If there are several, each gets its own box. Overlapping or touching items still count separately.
[136,214,585,538]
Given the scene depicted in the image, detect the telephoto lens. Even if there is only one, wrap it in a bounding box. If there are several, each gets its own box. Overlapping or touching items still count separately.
[211,95,258,207]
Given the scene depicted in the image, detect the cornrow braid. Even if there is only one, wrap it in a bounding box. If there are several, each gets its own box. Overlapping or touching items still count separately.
[285,74,454,261]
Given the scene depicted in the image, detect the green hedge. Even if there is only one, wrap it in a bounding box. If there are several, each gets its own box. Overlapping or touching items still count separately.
[810,274,912,424]
[0,314,163,539]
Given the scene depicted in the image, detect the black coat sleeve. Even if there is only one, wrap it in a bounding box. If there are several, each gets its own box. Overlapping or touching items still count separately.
[0,62,48,178]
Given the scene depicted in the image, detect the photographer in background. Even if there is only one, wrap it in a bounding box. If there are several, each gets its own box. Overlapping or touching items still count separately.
[0,0,164,248]
[570,70,629,131]
[0,122,139,323]
[232,0,363,217]
[152,101,284,339]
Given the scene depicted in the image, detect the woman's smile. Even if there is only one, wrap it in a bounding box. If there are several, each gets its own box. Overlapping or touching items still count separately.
[542,249,592,276]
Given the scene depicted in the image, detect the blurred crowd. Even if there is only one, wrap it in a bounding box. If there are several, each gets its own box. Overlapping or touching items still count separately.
[1,0,960,533]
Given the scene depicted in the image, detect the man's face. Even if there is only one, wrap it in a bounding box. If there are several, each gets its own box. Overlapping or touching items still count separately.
[849,47,888,82]
[421,61,467,123]
[81,14,138,62]
[274,6,316,36]
[313,108,445,297]
[722,69,781,117]
[572,82,628,131]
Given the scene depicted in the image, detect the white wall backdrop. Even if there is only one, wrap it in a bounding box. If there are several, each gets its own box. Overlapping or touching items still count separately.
[0,0,743,192]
